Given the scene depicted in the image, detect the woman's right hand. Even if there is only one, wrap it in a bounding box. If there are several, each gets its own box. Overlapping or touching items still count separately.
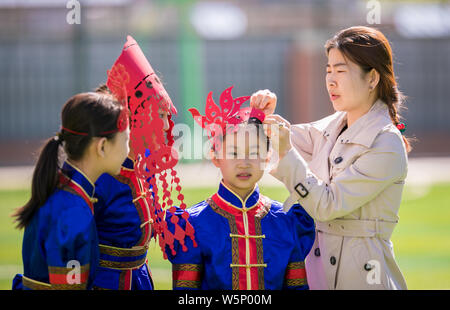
[250,89,277,116]
[264,114,292,159]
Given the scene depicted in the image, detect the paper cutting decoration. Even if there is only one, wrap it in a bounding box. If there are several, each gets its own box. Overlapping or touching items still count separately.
[188,85,266,151]
[107,35,196,258]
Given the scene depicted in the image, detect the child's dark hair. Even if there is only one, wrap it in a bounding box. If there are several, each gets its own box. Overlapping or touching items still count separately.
[13,92,123,229]
[247,117,270,152]
[213,117,270,153]
[95,83,111,95]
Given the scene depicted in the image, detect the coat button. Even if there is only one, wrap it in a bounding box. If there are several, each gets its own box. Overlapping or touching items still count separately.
[330,256,336,265]
[334,156,343,164]
[364,263,373,271]
[314,248,321,257]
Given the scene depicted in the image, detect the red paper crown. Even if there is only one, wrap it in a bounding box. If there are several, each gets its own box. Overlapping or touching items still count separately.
[106,36,196,258]
[188,86,265,149]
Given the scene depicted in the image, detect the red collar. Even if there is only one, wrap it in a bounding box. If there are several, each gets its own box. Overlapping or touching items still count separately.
[211,193,266,216]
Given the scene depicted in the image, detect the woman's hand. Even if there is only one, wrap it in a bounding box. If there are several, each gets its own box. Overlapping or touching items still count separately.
[250,89,277,116]
[264,114,292,159]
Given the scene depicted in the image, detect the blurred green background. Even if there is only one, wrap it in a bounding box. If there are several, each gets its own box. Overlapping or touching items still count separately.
[1,183,449,290]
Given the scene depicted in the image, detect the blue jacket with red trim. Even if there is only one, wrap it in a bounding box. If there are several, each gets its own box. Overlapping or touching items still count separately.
[13,161,99,290]
[165,181,315,290]
[92,157,154,290]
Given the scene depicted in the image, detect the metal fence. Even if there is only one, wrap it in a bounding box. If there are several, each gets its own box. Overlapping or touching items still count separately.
[0,36,292,140]
[391,37,450,133]
[1,7,450,150]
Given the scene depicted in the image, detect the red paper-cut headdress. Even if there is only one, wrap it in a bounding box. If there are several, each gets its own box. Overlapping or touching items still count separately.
[107,35,196,258]
[188,86,266,150]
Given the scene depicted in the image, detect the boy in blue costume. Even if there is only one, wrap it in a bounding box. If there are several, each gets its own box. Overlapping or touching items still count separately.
[166,87,315,290]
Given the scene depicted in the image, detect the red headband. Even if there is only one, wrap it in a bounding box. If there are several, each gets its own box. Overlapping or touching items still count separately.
[60,116,129,137]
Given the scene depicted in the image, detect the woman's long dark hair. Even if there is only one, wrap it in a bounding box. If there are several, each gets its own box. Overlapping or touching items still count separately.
[325,26,411,152]
[13,92,123,229]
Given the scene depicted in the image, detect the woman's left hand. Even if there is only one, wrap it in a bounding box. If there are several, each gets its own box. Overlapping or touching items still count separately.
[264,114,292,159]
[250,89,277,116]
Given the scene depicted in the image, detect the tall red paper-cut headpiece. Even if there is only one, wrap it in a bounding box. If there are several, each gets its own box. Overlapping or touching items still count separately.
[188,85,266,150]
[107,35,196,258]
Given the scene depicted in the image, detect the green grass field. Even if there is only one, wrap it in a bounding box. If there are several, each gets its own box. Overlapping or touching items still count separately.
[1,184,449,290]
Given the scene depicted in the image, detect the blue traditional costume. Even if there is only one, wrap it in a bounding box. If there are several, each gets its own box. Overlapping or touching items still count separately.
[13,161,99,290]
[166,182,315,290]
[166,86,315,290]
[91,35,187,290]
[92,157,154,290]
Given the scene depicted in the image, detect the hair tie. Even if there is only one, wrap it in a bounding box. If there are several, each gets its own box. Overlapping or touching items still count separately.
[396,122,406,134]
[53,131,64,144]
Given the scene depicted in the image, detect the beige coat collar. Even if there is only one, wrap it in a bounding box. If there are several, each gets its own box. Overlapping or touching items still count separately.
[321,99,393,148]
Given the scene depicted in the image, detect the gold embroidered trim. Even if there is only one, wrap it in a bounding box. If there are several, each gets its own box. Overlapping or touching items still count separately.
[173,280,201,289]
[48,264,90,275]
[22,276,52,290]
[207,197,240,290]
[93,286,111,290]
[51,283,87,290]
[208,196,272,290]
[99,257,146,270]
[173,264,203,272]
[286,261,305,270]
[113,174,150,246]
[99,244,148,257]
[285,278,307,287]
[254,197,272,290]
[22,275,87,290]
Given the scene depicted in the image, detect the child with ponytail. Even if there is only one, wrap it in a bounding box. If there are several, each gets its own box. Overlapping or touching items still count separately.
[90,36,190,290]
[12,92,130,290]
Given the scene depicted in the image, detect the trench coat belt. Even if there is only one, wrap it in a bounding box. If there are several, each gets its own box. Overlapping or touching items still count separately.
[316,218,398,240]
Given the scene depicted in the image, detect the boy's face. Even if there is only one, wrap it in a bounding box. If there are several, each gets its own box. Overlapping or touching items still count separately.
[212,125,270,197]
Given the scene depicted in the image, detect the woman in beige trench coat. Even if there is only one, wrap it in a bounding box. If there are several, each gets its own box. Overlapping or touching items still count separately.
[251,26,411,290]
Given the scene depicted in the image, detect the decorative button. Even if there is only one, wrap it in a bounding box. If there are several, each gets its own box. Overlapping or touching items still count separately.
[330,256,336,265]
[135,90,143,98]
[294,182,309,198]
[314,248,321,257]
[334,156,343,164]
[364,263,373,271]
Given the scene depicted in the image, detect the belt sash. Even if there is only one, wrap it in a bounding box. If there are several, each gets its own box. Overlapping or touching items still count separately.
[316,218,398,240]
[22,274,88,290]
[98,244,148,270]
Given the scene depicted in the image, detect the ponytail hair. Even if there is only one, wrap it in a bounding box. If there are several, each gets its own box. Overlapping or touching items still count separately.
[325,26,411,152]
[13,92,124,229]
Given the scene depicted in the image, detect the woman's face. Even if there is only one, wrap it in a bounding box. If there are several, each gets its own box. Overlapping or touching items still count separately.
[326,48,372,113]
